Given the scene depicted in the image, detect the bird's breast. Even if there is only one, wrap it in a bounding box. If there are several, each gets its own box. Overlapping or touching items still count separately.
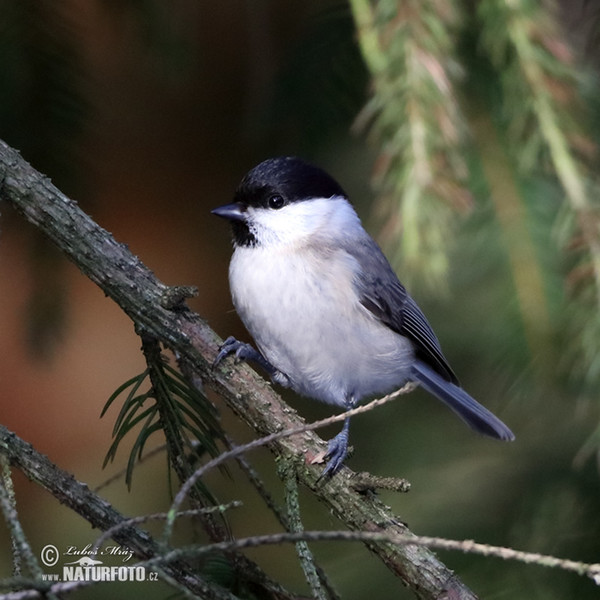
[229,245,413,405]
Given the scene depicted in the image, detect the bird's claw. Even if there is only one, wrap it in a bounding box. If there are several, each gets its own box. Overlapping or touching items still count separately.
[213,336,279,378]
[213,336,254,368]
[317,428,350,479]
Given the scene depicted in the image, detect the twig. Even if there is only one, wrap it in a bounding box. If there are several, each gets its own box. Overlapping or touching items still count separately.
[139,333,227,542]
[164,386,414,541]
[279,457,330,600]
[0,457,51,591]
[132,530,600,586]
[0,425,240,600]
[0,456,23,577]
[91,504,242,556]
[0,457,63,600]
[226,433,340,600]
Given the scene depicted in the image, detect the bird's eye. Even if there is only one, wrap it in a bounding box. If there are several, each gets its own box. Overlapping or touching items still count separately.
[268,195,285,209]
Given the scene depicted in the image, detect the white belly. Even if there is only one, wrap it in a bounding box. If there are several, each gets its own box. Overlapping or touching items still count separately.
[229,245,414,407]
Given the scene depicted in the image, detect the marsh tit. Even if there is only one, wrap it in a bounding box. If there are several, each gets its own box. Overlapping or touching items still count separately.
[212,157,514,476]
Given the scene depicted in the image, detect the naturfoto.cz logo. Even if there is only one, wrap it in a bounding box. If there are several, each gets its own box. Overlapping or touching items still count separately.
[39,544,158,583]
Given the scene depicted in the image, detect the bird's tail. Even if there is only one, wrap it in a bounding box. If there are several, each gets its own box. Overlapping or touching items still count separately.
[411,361,515,441]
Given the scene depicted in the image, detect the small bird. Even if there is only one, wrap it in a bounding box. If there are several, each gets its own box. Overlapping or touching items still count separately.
[212,157,514,476]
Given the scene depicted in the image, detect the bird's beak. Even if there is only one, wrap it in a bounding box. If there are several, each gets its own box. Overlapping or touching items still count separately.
[211,202,246,222]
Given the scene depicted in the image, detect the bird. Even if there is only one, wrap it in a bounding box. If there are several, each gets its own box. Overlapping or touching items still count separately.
[212,156,514,476]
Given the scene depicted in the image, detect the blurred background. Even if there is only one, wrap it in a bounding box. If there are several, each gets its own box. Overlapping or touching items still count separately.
[1,0,600,598]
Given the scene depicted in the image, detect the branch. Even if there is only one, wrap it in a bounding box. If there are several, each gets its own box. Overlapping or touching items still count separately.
[163,388,414,540]
[0,138,476,599]
[0,425,237,600]
[133,530,600,587]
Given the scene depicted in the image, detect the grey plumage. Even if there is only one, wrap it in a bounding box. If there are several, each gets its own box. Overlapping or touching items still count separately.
[213,157,514,476]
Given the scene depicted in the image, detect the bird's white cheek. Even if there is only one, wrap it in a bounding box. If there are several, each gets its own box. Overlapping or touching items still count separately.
[247,199,341,246]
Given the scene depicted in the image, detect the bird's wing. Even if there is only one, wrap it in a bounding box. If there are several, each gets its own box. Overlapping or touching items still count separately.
[345,236,459,385]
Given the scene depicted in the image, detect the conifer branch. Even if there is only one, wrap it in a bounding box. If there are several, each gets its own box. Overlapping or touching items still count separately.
[0,137,477,598]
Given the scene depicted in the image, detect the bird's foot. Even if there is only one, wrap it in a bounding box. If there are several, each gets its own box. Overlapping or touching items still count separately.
[213,336,279,378]
[320,426,350,478]
[213,336,251,365]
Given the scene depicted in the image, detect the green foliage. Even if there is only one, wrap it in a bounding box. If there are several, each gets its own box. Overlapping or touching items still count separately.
[349,0,600,393]
[102,355,225,500]
[350,0,471,289]
[476,0,600,389]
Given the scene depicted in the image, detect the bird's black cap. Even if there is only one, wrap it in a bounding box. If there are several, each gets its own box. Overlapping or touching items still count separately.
[233,157,347,208]
[212,157,348,247]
